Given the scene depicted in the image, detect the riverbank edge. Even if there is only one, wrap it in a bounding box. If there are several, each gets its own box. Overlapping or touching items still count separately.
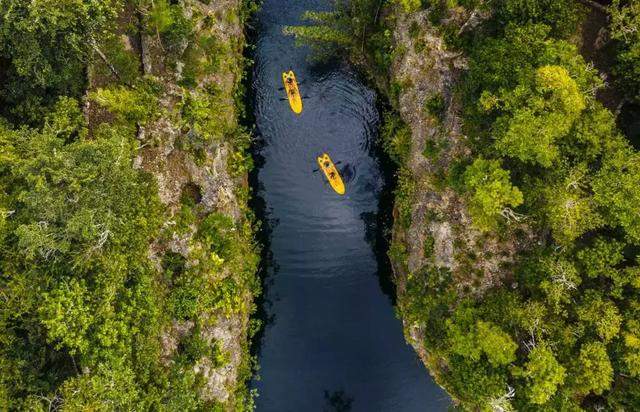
[86,1,261,408]
[352,5,531,407]
[283,1,640,408]
[359,3,638,409]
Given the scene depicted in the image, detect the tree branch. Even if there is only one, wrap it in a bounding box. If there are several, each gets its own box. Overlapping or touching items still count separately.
[89,38,122,82]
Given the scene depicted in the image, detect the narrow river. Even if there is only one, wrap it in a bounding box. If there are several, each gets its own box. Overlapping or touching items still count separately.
[249,1,449,410]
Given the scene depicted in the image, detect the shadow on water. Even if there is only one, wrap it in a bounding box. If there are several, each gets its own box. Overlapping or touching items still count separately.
[323,389,355,412]
[245,15,275,360]
[245,0,450,410]
[618,102,640,150]
[365,101,403,305]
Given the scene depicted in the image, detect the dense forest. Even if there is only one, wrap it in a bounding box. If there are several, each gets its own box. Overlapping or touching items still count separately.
[1,0,639,410]
[288,0,640,410]
[0,0,259,409]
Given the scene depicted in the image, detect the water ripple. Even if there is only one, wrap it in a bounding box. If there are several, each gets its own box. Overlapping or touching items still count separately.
[249,0,450,410]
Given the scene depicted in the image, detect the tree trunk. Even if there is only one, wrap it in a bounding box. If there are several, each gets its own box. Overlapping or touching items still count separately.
[90,39,122,82]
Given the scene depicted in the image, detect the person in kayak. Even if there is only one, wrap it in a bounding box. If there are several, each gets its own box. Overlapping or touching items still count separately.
[287,77,296,96]
[286,75,295,94]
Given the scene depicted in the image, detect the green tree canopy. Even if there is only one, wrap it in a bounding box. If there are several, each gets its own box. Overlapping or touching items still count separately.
[484,65,586,166]
[0,97,165,407]
[592,145,640,243]
[622,318,640,378]
[541,166,603,245]
[513,344,566,404]
[490,0,585,38]
[463,157,523,231]
[538,255,582,314]
[363,1,640,410]
[609,0,640,101]
[577,291,622,342]
[283,1,368,61]
[476,320,518,367]
[0,0,121,122]
[572,342,614,396]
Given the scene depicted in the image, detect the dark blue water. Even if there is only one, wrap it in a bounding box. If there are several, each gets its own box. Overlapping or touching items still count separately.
[249,1,449,410]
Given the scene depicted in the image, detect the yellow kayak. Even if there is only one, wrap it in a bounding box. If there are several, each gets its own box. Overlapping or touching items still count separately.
[317,153,345,195]
[282,70,303,114]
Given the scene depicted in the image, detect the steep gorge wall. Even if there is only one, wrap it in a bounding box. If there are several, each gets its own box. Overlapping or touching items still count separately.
[377,6,535,396]
[86,0,258,407]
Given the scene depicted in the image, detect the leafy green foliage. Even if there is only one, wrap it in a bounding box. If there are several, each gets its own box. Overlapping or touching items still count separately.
[609,0,640,102]
[576,237,625,280]
[538,256,582,314]
[0,0,258,408]
[380,111,412,165]
[283,0,395,78]
[228,128,255,177]
[423,93,446,121]
[447,309,517,367]
[541,166,604,245]
[475,320,518,366]
[577,291,622,342]
[395,169,417,229]
[147,0,175,33]
[489,0,585,38]
[344,1,640,410]
[0,98,171,408]
[622,317,640,378]
[573,342,614,396]
[592,145,640,243]
[463,158,523,231]
[482,65,585,166]
[0,0,121,123]
[91,80,163,125]
[180,89,235,143]
[513,345,566,404]
[40,278,95,356]
[395,0,422,13]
